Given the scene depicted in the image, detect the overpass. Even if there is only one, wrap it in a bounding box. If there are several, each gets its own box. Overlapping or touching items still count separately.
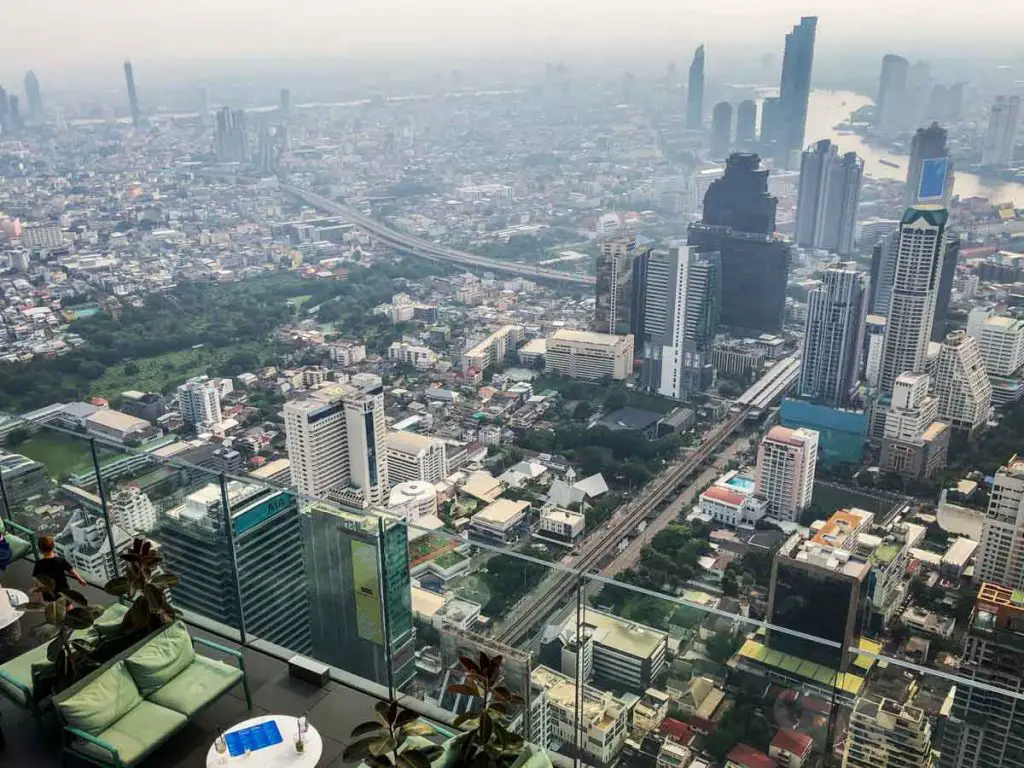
[735,354,801,413]
[279,183,596,288]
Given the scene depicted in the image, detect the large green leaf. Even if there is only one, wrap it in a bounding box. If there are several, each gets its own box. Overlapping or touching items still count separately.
[401,722,435,737]
[448,683,481,698]
[453,712,478,728]
[105,576,130,596]
[46,639,63,662]
[343,737,380,762]
[149,573,180,589]
[63,590,89,607]
[64,606,96,630]
[398,751,432,768]
[350,722,384,739]
[459,655,480,674]
[369,736,397,757]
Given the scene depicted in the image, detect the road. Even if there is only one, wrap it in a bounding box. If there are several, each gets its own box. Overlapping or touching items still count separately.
[493,407,750,644]
[279,183,596,288]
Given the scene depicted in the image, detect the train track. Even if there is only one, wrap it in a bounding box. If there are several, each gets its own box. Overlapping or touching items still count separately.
[497,407,750,645]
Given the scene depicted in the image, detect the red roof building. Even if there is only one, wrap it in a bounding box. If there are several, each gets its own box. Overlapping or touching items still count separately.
[770,729,814,768]
[659,718,695,745]
[726,743,776,768]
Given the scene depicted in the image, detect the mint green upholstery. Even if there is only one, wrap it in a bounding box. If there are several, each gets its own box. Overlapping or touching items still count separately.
[126,621,194,695]
[147,654,243,716]
[74,701,187,767]
[57,661,142,735]
[6,532,31,562]
[1,519,37,564]
[0,642,51,706]
[93,602,130,641]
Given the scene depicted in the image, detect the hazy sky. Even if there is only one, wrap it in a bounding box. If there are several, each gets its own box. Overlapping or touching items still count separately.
[4,1,1022,84]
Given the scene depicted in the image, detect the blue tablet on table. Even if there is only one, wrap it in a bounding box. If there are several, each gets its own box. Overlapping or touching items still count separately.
[225,720,283,756]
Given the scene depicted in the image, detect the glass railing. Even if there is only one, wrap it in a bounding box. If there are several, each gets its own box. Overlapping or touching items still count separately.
[3,410,1024,768]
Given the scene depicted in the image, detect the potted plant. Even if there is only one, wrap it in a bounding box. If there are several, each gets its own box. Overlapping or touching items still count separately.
[22,579,104,692]
[343,700,443,768]
[104,538,180,632]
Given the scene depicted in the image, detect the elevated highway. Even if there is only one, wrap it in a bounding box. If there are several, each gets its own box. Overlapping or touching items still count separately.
[280,183,596,288]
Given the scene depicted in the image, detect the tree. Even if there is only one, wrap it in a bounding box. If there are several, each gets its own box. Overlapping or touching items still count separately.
[721,572,739,597]
[706,632,741,664]
[573,401,593,421]
[603,389,628,412]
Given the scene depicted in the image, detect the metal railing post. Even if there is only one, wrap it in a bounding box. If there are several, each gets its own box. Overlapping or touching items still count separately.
[89,438,120,578]
[377,516,397,699]
[219,473,248,646]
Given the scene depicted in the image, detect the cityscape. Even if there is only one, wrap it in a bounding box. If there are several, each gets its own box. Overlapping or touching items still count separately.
[2,6,1024,768]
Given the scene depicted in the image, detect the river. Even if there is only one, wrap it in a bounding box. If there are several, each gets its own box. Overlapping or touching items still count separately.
[801,89,1024,206]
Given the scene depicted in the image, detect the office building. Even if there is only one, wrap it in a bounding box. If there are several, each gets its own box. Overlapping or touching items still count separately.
[940,584,1024,768]
[123,60,141,127]
[794,140,863,256]
[215,107,249,163]
[386,431,448,485]
[20,223,64,250]
[868,229,899,317]
[930,233,960,343]
[0,86,8,135]
[686,45,705,130]
[302,503,414,688]
[975,457,1024,590]
[595,237,646,336]
[710,101,732,159]
[878,206,950,396]
[159,485,311,653]
[635,245,720,399]
[279,88,291,119]
[905,123,954,207]
[545,329,633,381]
[844,693,934,768]
[981,96,1021,168]
[879,372,949,479]
[461,325,523,373]
[934,331,991,436]
[177,376,222,428]
[735,100,757,149]
[798,263,867,408]
[760,95,782,153]
[7,95,21,134]
[24,70,42,122]
[978,316,1024,377]
[754,426,819,522]
[768,529,869,670]
[387,342,437,370]
[775,16,818,167]
[0,450,50,507]
[875,54,909,136]
[688,154,790,334]
[284,382,389,508]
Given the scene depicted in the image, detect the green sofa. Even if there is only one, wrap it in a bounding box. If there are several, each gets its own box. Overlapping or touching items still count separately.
[0,601,129,719]
[1,518,39,565]
[53,619,251,767]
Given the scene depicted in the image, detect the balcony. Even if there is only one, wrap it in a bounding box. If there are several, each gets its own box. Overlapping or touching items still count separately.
[2,415,1024,767]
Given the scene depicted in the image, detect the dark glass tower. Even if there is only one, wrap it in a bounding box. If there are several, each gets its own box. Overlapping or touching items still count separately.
[776,16,818,167]
[124,60,141,127]
[735,99,757,148]
[686,45,705,130]
[905,122,955,207]
[710,101,732,159]
[700,152,777,234]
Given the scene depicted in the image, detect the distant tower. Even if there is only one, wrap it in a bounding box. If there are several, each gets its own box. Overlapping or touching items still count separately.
[875,54,909,136]
[215,107,249,163]
[686,45,705,130]
[710,101,733,159]
[794,139,863,256]
[279,88,292,120]
[0,87,9,135]
[24,70,43,122]
[124,60,141,127]
[933,330,992,436]
[735,100,757,148]
[776,16,818,168]
[981,96,1021,167]
[7,95,21,134]
[905,122,954,207]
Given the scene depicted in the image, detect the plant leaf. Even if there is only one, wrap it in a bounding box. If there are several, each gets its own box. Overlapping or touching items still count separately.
[105,576,130,596]
[459,655,480,674]
[150,573,180,589]
[448,683,481,698]
[343,737,379,762]
[46,639,63,662]
[374,700,392,716]
[351,722,384,739]
[63,590,89,607]
[369,736,397,757]
[489,654,503,676]
[478,712,492,744]
[395,709,420,727]
[64,607,96,630]
[366,757,393,768]
[454,712,477,728]
[398,752,432,768]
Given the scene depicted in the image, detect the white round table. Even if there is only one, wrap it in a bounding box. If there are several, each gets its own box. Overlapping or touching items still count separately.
[206,714,323,768]
[0,589,29,631]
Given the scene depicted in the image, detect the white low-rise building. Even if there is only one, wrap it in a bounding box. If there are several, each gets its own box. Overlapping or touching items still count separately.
[470,498,529,542]
[388,342,437,370]
[536,506,586,546]
[388,480,438,521]
[698,471,768,528]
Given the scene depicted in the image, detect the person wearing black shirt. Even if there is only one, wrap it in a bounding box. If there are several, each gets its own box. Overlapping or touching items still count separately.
[32,535,87,601]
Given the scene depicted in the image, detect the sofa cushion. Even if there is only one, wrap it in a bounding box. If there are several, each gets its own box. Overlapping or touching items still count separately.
[126,621,194,696]
[93,602,130,641]
[6,532,31,562]
[147,655,242,716]
[74,700,187,767]
[0,643,52,706]
[57,661,142,735]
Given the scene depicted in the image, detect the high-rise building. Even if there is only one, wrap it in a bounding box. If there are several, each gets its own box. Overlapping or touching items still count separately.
[7,95,21,134]
[879,372,949,479]
[735,99,757,149]
[177,376,222,428]
[159,485,311,653]
[981,95,1021,167]
[302,504,414,688]
[905,123,954,207]
[775,16,818,167]
[878,206,950,396]
[710,101,732,159]
[0,86,9,135]
[940,583,1024,768]
[635,245,720,400]
[686,45,705,130]
[215,107,249,163]
[875,54,909,136]
[23,70,42,122]
[284,382,389,508]
[755,425,818,522]
[279,88,292,119]
[689,154,790,334]
[794,140,864,256]
[124,60,141,128]
[798,263,867,408]
[948,82,966,120]
[930,233,960,343]
[844,691,935,768]
[55,511,132,584]
[978,316,1024,377]
[934,330,991,436]
[760,96,782,153]
[868,229,899,316]
[386,432,448,486]
[544,330,634,381]
[975,458,1024,590]
[594,237,645,336]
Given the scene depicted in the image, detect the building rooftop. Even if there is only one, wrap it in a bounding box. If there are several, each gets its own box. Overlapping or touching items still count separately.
[764,425,815,448]
[474,498,530,525]
[85,408,149,432]
[702,485,748,507]
[810,508,873,549]
[249,457,291,479]
[584,608,667,659]
[388,431,441,456]
[548,328,628,346]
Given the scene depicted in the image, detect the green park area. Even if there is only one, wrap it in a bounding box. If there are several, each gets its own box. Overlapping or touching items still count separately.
[14,433,93,478]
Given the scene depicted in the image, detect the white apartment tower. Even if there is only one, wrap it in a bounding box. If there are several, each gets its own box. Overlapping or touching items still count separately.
[177,376,222,428]
[794,140,864,256]
[975,457,1024,590]
[978,316,1024,377]
[981,96,1021,168]
[754,426,819,522]
[843,693,934,768]
[934,331,992,435]
[878,206,950,396]
[107,486,157,536]
[544,329,634,381]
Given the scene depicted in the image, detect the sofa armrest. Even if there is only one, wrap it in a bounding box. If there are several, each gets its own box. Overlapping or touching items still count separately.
[5,519,38,559]
[0,667,32,701]
[66,726,122,768]
[192,636,247,674]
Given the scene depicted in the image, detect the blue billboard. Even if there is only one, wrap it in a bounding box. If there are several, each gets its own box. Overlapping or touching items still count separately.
[232,491,296,537]
[918,157,948,201]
